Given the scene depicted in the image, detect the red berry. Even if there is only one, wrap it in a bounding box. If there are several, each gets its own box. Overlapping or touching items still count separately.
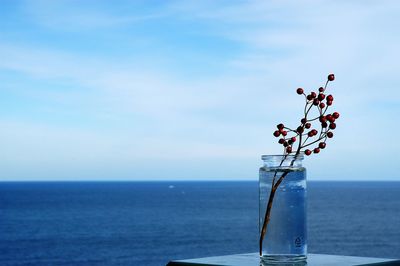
[329,123,336,129]
[278,138,285,144]
[301,118,307,124]
[286,146,292,153]
[308,131,313,137]
[277,123,284,129]
[327,100,333,106]
[318,87,324,92]
[305,123,311,129]
[319,116,327,123]
[321,122,328,128]
[281,130,287,136]
[327,116,335,123]
[327,95,334,101]
[333,112,340,119]
[291,137,296,142]
[311,92,317,98]
[297,126,304,133]
[328,74,335,81]
[296,88,304,94]
[305,149,312,156]
[318,94,325,101]
[283,141,289,147]
[313,148,320,153]
[311,129,318,135]
[273,130,280,137]
[307,94,313,101]
[319,102,326,108]
[313,99,320,106]
[319,142,326,149]
[327,132,334,138]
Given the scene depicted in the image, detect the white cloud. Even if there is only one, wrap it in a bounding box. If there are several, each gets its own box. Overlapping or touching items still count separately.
[1,0,400,180]
[21,0,167,31]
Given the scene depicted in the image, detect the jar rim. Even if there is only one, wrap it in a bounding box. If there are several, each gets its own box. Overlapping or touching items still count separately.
[261,154,304,160]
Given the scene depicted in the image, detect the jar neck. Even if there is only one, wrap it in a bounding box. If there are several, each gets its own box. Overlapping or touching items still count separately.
[261,154,304,168]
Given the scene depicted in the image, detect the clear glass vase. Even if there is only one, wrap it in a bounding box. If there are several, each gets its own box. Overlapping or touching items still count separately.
[259,154,307,265]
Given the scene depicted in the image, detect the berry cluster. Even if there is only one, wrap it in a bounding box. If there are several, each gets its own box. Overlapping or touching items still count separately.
[273,74,339,156]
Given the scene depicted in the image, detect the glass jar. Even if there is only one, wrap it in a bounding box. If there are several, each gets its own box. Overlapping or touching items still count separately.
[259,154,307,264]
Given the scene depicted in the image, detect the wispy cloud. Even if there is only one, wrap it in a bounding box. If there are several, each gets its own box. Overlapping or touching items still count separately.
[20,0,169,31]
[1,1,400,180]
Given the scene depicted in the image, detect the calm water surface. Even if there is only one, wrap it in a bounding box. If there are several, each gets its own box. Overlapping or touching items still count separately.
[0,181,399,265]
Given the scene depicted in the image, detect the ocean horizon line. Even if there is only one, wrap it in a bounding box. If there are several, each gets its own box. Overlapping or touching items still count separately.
[0,179,399,182]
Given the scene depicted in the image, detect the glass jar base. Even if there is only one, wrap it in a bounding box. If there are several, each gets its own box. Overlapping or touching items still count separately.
[260,255,307,265]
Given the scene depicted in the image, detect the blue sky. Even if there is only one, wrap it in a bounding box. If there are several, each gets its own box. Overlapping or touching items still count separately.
[1,0,399,181]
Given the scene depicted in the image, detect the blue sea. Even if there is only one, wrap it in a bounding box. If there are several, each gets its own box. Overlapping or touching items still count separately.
[0,181,399,265]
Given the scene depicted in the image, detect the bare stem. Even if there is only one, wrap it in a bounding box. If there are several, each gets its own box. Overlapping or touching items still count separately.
[259,170,289,255]
[302,133,328,148]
